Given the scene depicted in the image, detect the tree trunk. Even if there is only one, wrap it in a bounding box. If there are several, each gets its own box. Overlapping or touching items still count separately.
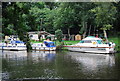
[88,25,91,36]
[103,30,108,43]
[82,22,87,39]
[68,28,70,40]
[83,32,86,39]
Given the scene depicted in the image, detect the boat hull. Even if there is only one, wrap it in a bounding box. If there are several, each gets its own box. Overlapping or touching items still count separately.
[0,46,27,51]
[32,47,56,51]
[64,46,115,54]
[31,43,56,51]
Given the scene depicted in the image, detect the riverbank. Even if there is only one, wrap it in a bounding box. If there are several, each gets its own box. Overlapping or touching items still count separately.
[108,37,120,52]
[29,37,120,52]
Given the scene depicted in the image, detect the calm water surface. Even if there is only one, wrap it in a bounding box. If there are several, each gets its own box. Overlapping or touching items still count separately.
[1,50,120,80]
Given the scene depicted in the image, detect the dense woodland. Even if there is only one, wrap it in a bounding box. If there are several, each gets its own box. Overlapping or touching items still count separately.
[2,2,120,40]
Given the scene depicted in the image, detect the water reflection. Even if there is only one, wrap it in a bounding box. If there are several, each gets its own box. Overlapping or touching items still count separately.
[68,52,115,71]
[30,51,56,62]
[66,52,117,79]
[2,51,56,62]
[1,50,119,80]
[1,50,58,80]
[2,51,27,61]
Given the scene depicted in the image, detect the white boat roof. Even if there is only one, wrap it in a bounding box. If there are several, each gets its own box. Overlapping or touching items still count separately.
[44,40,54,43]
[82,36,102,41]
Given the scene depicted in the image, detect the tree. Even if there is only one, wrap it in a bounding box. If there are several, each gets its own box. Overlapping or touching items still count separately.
[44,9,57,34]
[90,3,117,42]
[2,2,32,51]
[55,29,63,42]
[2,2,119,44]
[54,3,78,40]
[76,3,94,38]
[53,2,95,39]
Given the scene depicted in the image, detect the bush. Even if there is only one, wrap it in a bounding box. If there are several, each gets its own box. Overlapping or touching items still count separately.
[55,29,63,42]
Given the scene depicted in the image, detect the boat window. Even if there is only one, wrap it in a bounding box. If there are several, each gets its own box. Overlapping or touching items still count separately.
[50,43,55,46]
[13,37,17,38]
[80,41,84,43]
[38,44,41,46]
[83,40,92,43]
[30,35,33,37]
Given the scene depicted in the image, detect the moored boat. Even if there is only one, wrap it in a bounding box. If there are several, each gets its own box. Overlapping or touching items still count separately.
[0,40,27,51]
[64,36,115,54]
[31,41,56,51]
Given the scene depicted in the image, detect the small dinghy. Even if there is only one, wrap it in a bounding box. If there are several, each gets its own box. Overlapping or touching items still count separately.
[0,40,27,51]
[64,36,115,54]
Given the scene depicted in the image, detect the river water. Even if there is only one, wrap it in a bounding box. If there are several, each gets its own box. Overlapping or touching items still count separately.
[1,50,120,80]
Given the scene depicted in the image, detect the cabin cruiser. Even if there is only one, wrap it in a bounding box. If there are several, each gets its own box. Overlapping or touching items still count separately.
[31,40,56,51]
[0,40,27,51]
[64,36,115,54]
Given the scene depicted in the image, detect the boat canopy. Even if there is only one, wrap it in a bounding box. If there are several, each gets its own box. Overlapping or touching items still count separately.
[82,36,102,41]
[44,41,56,47]
[79,36,103,44]
[10,41,25,44]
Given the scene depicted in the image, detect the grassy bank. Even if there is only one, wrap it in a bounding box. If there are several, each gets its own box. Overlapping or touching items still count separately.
[108,37,119,45]
[55,40,79,46]
[63,40,80,45]
[108,37,120,52]
[30,37,120,51]
[30,40,42,43]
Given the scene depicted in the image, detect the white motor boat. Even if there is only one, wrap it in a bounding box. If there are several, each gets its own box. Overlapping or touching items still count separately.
[0,40,27,51]
[31,41,56,51]
[64,36,115,54]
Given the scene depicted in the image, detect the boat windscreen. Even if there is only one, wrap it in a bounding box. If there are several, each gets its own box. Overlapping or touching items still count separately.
[97,40,102,44]
[80,41,84,43]
[80,40,92,43]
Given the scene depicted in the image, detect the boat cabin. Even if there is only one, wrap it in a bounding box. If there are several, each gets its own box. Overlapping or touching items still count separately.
[80,36,103,45]
[10,41,25,44]
[31,41,56,48]
[44,41,56,47]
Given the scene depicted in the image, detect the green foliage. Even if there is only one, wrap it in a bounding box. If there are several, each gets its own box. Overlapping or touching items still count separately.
[108,37,120,51]
[55,29,63,42]
[90,3,117,30]
[63,40,79,45]
[2,2,119,43]
[101,24,113,30]
[79,26,84,34]
[46,36,51,40]
[53,3,76,34]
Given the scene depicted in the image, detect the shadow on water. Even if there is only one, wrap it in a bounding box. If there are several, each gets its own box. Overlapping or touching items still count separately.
[1,50,120,80]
